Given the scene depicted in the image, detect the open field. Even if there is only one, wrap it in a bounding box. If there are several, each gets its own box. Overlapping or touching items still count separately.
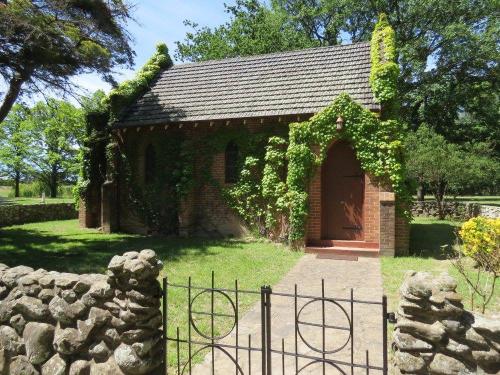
[0,186,73,205]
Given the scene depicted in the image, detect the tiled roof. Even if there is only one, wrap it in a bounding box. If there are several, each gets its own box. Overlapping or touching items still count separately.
[116,42,378,127]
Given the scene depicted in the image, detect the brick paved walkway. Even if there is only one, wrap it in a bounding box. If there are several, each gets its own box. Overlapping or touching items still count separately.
[192,254,385,375]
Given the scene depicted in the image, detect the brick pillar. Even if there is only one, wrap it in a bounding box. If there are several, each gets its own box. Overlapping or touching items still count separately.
[306,165,321,242]
[101,180,117,233]
[395,213,410,255]
[178,192,195,237]
[379,192,396,256]
[78,187,100,228]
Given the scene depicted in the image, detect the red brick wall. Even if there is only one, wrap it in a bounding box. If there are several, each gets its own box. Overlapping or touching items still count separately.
[113,116,404,254]
[117,118,294,236]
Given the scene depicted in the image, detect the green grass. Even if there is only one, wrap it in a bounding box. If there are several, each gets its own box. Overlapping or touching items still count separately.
[382,217,499,314]
[0,219,302,369]
[417,195,500,206]
[0,186,10,198]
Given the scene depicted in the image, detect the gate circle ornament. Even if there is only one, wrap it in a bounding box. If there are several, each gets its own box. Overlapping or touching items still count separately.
[296,298,352,354]
[297,359,347,375]
[189,289,237,341]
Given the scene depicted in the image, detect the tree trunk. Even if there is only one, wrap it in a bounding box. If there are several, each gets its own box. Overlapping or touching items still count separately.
[417,183,425,201]
[0,69,31,123]
[435,181,447,220]
[50,165,58,198]
[14,170,20,198]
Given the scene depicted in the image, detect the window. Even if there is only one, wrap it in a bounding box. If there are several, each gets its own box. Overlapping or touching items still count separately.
[145,143,156,184]
[225,141,239,183]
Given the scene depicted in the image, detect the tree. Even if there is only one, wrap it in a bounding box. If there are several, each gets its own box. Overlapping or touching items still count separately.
[0,0,135,123]
[405,125,498,219]
[80,90,107,113]
[175,0,316,62]
[177,0,499,151]
[0,104,32,196]
[25,99,84,197]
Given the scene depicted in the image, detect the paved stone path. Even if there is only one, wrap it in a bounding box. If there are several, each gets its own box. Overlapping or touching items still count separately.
[191,254,385,375]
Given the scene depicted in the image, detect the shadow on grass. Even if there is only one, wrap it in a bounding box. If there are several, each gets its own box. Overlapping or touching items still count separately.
[409,222,459,259]
[0,226,249,274]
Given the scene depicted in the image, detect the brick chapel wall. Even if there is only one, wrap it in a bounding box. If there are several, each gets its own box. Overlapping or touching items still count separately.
[190,120,288,237]
[117,120,289,237]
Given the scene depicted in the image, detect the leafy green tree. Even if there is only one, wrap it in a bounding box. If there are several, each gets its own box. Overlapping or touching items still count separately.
[0,104,32,196]
[175,0,316,62]
[25,99,85,198]
[0,0,135,122]
[405,125,498,219]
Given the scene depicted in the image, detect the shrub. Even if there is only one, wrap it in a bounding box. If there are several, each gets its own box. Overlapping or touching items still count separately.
[459,217,500,262]
[451,216,499,313]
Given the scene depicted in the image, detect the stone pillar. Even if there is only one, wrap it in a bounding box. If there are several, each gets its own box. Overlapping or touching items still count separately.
[0,250,164,375]
[393,271,500,374]
[379,192,396,256]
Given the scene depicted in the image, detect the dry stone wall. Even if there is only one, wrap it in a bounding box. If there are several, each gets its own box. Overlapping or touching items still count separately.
[0,203,77,227]
[479,205,500,219]
[0,250,164,375]
[411,201,480,220]
[393,271,500,374]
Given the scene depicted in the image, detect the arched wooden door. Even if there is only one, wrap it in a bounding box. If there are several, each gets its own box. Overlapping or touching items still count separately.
[321,141,364,240]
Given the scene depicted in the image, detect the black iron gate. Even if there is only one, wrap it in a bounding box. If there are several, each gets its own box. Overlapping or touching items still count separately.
[162,272,389,375]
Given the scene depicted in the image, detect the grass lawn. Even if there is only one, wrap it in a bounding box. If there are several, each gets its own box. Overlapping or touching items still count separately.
[0,219,303,369]
[382,217,499,315]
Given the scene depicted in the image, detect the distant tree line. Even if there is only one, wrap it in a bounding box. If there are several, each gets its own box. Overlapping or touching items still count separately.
[0,100,84,197]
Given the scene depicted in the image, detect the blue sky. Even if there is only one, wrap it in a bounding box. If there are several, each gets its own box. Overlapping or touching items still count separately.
[74,1,236,96]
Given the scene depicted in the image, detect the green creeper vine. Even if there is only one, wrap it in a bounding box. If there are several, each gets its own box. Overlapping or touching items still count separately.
[284,14,409,244]
[262,136,289,239]
[106,43,173,124]
[76,43,172,207]
[286,94,409,243]
[370,13,398,104]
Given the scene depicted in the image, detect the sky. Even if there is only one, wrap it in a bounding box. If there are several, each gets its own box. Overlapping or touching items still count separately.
[46,1,236,102]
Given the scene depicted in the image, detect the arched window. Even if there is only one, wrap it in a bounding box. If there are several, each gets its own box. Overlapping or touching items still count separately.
[144,143,156,184]
[225,141,239,183]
